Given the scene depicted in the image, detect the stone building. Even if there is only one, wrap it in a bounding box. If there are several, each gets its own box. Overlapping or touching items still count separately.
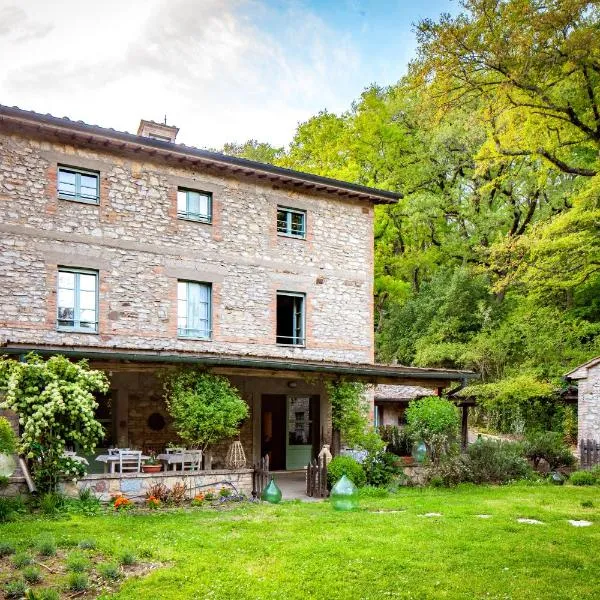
[565,357,600,446]
[0,105,474,489]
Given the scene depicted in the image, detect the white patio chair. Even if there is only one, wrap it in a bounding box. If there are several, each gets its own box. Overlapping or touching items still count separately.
[181,450,202,472]
[118,450,142,473]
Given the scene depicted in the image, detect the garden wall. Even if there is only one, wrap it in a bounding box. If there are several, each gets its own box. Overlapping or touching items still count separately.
[59,469,254,503]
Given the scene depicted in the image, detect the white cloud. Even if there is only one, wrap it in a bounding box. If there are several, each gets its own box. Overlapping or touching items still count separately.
[0,0,363,148]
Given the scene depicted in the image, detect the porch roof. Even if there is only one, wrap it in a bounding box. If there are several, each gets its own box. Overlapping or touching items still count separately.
[0,345,477,387]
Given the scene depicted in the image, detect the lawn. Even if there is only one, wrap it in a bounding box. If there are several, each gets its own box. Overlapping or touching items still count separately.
[1,484,599,599]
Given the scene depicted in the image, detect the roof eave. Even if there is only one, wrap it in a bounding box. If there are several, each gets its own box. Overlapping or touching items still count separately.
[0,105,401,204]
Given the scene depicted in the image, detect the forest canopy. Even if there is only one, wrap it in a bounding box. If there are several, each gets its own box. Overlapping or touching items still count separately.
[223,0,600,435]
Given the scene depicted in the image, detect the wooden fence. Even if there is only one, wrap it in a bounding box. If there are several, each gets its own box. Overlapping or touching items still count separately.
[580,439,600,468]
[252,454,269,498]
[306,456,329,498]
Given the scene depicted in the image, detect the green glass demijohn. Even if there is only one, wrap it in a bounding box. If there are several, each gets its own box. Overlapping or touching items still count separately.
[261,477,282,503]
[331,474,359,511]
[411,441,427,464]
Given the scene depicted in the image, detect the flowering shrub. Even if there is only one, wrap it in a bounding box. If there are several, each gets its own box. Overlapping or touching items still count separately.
[146,495,161,509]
[204,489,216,501]
[0,353,108,492]
[113,495,133,511]
[219,486,233,497]
[191,493,205,506]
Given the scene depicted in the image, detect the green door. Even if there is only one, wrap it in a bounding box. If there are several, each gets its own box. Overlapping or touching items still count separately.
[286,396,317,470]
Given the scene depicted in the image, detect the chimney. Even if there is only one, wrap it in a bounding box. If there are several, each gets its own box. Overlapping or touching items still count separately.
[137,119,179,143]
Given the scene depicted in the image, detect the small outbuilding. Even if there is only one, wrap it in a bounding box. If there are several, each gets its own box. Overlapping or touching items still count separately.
[565,357,600,465]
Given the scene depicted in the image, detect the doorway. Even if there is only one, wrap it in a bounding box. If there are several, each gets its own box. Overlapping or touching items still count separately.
[261,394,320,471]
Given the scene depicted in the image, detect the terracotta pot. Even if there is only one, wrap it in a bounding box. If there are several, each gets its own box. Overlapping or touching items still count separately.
[142,464,162,473]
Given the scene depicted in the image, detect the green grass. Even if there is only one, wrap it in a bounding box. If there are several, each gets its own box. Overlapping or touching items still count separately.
[1,485,599,599]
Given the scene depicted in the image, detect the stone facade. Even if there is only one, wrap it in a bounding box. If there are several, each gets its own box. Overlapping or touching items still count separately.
[0,131,375,364]
[567,358,600,444]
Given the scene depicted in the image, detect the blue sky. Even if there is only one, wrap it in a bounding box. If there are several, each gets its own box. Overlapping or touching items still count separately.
[0,0,460,148]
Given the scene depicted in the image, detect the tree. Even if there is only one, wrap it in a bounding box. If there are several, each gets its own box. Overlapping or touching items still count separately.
[415,0,600,177]
[221,139,283,164]
[164,370,249,452]
[0,353,108,492]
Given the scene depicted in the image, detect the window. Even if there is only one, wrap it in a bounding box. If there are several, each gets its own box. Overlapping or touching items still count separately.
[276,292,305,345]
[148,133,172,142]
[177,188,212,223]
[277,206,306,238]
[57,268,98,332]
[57,166,99,204]
[178,281,211,339]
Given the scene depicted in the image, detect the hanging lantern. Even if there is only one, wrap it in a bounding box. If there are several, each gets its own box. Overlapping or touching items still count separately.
[261,477,282,503]
[330,474,359,511]
[225,440,247,470]
[411,441,427,464]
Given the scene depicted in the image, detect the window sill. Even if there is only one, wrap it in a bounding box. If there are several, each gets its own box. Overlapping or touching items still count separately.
[177,215,212,225]
[177,336,212,341]
[58,195,100,206]
[277,232,306,240]
[56,327,98,334]
[276,343,306,348]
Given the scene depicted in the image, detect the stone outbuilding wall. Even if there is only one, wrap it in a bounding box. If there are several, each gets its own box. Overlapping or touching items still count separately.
[566,357,600,444]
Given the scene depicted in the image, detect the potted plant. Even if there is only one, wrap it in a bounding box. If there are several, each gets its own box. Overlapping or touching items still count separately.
[142,453,162,473]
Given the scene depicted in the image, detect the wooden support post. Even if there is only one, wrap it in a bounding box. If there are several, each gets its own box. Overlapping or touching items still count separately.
[461,404,469,450]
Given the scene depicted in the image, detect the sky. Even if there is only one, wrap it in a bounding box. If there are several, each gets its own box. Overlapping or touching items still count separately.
[0,0,460,149]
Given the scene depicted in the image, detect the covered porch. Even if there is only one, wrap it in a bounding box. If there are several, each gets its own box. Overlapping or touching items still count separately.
[1,346,476,500]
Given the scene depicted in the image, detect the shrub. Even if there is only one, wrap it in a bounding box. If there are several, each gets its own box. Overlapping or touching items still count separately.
[66,551,90,573]
[168,482,187,506]
[570,470,598,486]
[22,565,43,584]
[0,353,108,493]
[379,425,412,456]
[524,431,576,471]
[0,416,17,454]
[118,550,137,566]
[427,454,473,487]
[12,552,33,568]
[327,456,366,488]
[67,572,88,591]
[146,482,170,503]
[35,535,57,557]
[39,493,65,517]
[113,495,133,511]
[0,541,16,557]
[219,486,233,497]
[0,497,19,523]
[164,370,249,452]
[98,561,120,581]
[30,589,60,600]
[4,580,27,599]
[363,452,400,487]
[467,439,531,484]
[405,397,460,463]
[77,539,96,550]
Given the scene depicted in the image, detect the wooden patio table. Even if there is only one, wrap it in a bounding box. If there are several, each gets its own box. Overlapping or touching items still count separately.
[95,453,150,474]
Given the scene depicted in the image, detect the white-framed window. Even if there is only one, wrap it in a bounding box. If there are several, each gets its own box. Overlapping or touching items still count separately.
[177,281,212,339]
[57,166,100,204]
[57,268,99,332]
[276,291,305,346]
[177,188,212,223]
[277,206,306,238]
